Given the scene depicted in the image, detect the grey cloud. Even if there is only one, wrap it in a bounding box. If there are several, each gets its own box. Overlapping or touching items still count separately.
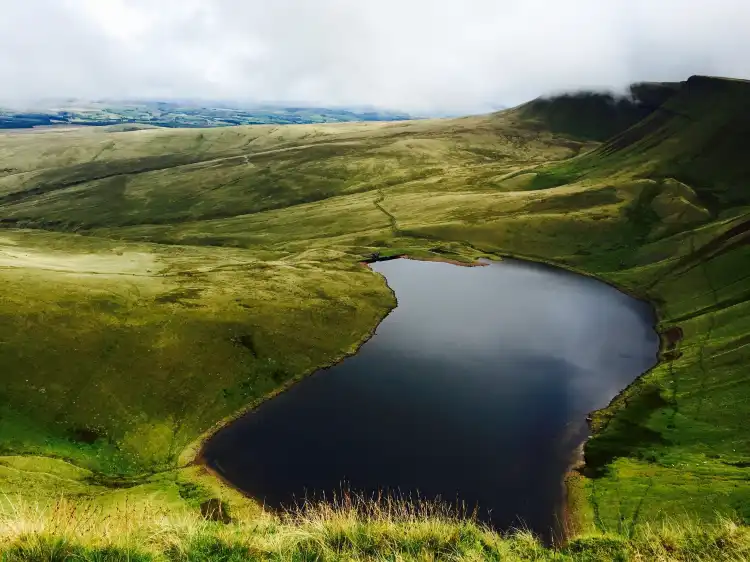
[1,0,749,113]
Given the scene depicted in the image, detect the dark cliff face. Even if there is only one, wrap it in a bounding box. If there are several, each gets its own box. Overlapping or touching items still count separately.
[517,81,682,142]
[524,75,750,211]
[627,81,683,110]
[594,76,750,209]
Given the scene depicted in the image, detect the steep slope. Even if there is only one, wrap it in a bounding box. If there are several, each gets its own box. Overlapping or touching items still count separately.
[534,75,750,208]
[619,76,750,209]
[504,76,750,530]
[516,81,681,141]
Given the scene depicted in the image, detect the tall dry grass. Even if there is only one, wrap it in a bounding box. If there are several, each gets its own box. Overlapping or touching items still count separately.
[1,493,748,561]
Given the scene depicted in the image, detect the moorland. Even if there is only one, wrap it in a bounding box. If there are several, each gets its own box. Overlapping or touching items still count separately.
[0,75,748,560]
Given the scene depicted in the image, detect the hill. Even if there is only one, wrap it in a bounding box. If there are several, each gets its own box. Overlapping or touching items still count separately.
[509,75,750,531]
[0,75,749,558]
[516,80,681,141]
[532,75,750,205]
[0,111,589,475]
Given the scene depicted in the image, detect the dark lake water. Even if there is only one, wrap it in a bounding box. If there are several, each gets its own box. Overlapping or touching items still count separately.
[202,258,659,539]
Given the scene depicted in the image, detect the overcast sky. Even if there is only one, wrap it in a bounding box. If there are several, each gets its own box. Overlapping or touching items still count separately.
[1,0,749,114]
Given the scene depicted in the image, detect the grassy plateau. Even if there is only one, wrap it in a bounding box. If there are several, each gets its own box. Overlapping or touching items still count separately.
[0,75,748,560]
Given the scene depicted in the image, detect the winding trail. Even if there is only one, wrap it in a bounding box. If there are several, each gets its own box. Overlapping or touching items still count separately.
[373,189,400,235]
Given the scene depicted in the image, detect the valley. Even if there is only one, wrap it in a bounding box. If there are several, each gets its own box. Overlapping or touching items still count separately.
[0,75,749,560]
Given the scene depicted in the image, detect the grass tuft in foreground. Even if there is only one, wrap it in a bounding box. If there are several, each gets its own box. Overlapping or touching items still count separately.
[1,495,748,561]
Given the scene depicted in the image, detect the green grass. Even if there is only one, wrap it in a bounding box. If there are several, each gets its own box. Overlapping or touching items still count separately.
[0,230,396,474]
[0,75,749,555]
[1,495,748,561]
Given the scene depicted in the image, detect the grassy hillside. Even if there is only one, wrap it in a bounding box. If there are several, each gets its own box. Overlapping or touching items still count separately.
[0,230,399,475]
[0,112,587,230]
[523,76,750,205]
[0,111,585,477]
[0,75,749,558]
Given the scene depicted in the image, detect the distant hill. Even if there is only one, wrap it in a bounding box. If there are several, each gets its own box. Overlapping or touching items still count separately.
[0,99,415,129]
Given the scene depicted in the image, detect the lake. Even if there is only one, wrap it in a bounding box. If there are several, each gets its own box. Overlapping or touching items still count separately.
[201,258,659,539]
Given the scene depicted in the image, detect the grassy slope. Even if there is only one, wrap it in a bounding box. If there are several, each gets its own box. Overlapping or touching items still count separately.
[0,76,749,558]
[0,230,398,475]
[556,76,750,531]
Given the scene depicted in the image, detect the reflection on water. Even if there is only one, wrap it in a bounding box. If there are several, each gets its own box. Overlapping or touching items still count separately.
[202,259,659,539]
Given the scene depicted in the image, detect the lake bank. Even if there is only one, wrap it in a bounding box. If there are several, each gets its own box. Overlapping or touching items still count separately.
[200,258,659,541]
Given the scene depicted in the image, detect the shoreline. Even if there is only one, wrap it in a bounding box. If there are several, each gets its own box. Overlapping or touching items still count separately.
[496,251,666,540]
[190,249,666,543]
[184,251,490,465]
[180,264,399,467]
[361,252,490,268]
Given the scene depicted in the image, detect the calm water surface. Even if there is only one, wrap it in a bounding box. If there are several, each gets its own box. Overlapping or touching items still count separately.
[203,259,659,538]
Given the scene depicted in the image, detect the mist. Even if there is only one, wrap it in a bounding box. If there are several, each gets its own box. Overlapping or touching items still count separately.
[1,0,749,113]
